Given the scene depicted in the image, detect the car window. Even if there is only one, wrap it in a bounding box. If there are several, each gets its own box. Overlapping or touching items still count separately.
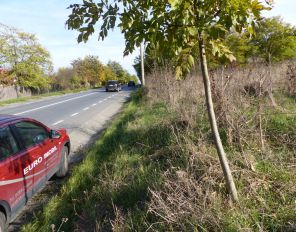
[14,121,49,148]
[108,81,117,85]
[0,126,19,160]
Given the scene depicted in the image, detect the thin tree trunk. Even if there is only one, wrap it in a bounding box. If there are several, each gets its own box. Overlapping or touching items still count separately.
[198,35,239,202]
[258,80,265,151]
[268,53,277,107]
[140,42,145,86]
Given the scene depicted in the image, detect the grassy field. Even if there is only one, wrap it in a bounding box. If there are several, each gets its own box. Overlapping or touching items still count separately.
[0,88,90,106]
[22,85,296,231]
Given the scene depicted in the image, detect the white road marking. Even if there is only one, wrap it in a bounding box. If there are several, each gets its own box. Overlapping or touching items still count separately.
[83,107,90,111]
[92,103,97,106]
[98,101,103,103]
[14,92,96,115]
[52,120,64,126]
[71,113,79,117]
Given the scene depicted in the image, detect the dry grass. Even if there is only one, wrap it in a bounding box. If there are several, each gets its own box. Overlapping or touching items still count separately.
[146,60,295,156]
[144,60,296,231]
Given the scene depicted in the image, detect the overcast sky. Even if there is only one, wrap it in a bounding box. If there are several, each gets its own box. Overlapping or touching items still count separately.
[0,0,295,74]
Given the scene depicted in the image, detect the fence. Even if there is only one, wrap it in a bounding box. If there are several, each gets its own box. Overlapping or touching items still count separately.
[0,85,32,101]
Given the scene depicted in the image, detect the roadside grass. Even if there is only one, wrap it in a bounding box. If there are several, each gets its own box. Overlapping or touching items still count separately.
[22,89,296,231]
[22,89,176,231]
[0,88,90,107]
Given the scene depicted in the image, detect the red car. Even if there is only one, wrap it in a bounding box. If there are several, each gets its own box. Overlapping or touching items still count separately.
[0,115,70,232]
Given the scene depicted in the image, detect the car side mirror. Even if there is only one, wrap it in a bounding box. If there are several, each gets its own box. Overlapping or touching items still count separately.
[50,130,61,139]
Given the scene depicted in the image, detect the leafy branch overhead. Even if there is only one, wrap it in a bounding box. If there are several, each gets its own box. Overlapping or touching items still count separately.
[67,0,272,77]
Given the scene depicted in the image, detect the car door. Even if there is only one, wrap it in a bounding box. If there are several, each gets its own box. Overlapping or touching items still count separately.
[13,121,52,197]
[0,124,27,218]
[43,130,61,180]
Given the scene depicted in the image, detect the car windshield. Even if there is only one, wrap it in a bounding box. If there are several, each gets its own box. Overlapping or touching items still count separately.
[107,81,118,85]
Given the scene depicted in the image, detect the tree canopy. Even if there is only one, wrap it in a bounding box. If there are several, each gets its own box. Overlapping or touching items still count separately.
[135,16,296,73]
[54,56,136,90]
[107,60,136,83]
[251,17,296,63]
[0,23,53,90]
[67,0,272,77]
[72,55,105,87]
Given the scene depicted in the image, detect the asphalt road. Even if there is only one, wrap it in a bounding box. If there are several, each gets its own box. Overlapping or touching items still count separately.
[0,86,133,155]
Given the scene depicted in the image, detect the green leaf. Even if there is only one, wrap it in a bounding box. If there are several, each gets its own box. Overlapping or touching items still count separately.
[168,0,179,9]
[78,33,83,43]
[188,55,194,66]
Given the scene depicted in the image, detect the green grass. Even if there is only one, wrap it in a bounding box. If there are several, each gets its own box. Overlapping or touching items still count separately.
[22,89,176,231]
[264,94,296,153]
[22,89,296,232]
[0,88,90,106]
[274,92,296,111]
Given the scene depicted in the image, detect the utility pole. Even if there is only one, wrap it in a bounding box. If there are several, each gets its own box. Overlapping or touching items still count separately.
[140,42,145,86]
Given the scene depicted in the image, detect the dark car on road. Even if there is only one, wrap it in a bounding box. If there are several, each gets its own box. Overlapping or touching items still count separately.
[0,115,70,232]
[105,80,121,92]
[128,81,136,87]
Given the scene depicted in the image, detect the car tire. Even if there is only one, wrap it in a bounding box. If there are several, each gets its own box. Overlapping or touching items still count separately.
[55,146,69,177]
[0,211,6,232]
[106,89,108,92]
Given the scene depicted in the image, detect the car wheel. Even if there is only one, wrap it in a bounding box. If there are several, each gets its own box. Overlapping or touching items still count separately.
[55,146,69,177]
[0,211,6,232]
[106,89,108,92]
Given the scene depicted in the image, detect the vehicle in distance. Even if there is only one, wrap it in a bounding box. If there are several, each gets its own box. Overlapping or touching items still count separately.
[105,80,121,92]
[128,81,136,87]
[0,115,70,232]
